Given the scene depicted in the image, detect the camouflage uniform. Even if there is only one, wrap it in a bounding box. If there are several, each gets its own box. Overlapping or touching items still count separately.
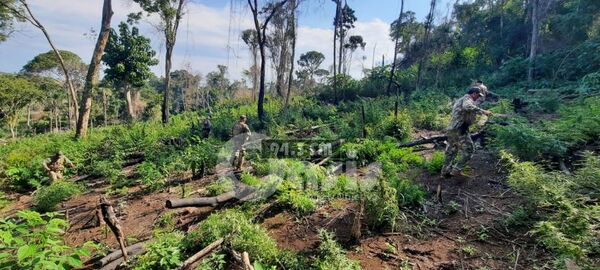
[442,94,486,174]
[43,152,74,182]
[231,121,251,170]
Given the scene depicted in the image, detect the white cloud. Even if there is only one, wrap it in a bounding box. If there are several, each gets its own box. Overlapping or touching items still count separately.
[296,18,395,78]
[0,1,396,81]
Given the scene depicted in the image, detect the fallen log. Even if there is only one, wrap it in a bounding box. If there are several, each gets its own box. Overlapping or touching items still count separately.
[94,242,146,268]
[284,123,332,135]
[166,190,237,208]
[399,131,484,148]
[177,238,224,270]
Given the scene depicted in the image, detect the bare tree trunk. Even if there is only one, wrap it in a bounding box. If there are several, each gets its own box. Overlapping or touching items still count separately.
[248,0,289,123]
[76,0,113,138]
[332,0,341,103]
[27,105,31,128]
[416,0,437,91]
[338,1,344,75]
[102,89,108,126]
[125,86,136,121]
[161,0,185,124]
[17,0,79,126]
[388,0,404,120]
[527,0,539,82]
[284,0,297,114]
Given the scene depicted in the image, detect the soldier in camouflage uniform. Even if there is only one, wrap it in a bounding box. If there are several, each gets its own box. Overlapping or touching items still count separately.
[231,115,251,171]
[42,151,75,182]
[442,87,493,177]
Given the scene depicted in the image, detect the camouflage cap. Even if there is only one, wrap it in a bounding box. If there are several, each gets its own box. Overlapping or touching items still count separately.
[468,86,484,97]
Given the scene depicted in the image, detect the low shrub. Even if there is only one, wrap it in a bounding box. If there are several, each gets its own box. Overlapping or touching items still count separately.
[185,209,281,265]
[137,161,166,191]
[313,230,362,270]
[427,151,445,174]
[278,188,317,215]
[373,113,413,142]
[205,177,234,197]
[493,121,567,160]
[0,211,97,269]
[501,151,600,267]
[365,178,402,230]
[133,231,184,270]
[33,181,83,212]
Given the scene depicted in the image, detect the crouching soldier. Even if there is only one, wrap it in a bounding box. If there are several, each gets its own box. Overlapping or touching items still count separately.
[231,115,251,171]
[43,151,75,182]
[442,87,493,177]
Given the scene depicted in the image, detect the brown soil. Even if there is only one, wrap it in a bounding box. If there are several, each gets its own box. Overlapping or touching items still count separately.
[262,150,549,270]
[1,141,549,269]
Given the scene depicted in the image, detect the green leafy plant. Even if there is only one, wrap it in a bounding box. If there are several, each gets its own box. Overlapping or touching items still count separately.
[278,188,317,215]
[196,252,226,270]
[427,151,445,174]
[137,161,166,191]
[133,231,184,270]
[33,181,83,212]
[365,178,402,230]
[313,230,361,270]
[185,209,280,265]
[0,210,97,269]
[205,177,234,197]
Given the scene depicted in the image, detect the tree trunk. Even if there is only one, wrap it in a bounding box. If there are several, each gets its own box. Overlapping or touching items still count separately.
[388,0,404,119]
[161,0,185,124]
[416,0,437,91]
[125,87,136,121]
[76,0,113,138]
[528,0,539,82]
[284,0,297,114]
[103,89,108,126]
[162,45,174,123]
[332,0,340,103]
[27,105,31,128]
[338,2,344,75]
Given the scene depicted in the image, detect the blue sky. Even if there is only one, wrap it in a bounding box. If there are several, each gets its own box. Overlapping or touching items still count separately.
[0,0,454,80]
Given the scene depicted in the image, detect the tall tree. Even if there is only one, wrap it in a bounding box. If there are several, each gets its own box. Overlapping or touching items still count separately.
[527,0,555,82]
[247,0,289,123]
[343,35,366,74]
[284,0,298,113]
[0,74,41,138]
[337,3,357,75]
[102,22,158,121]
[387,0,404,118]
[297,51,325,90]
[22,50,86,127]
[332,0,341,102]
[133,0,186,124]
[0,0,22,42]
[416,0,437,90]
[241,29,259,101]
[2,0,79,125]
[268,0,296,98]
[76,0,113,138]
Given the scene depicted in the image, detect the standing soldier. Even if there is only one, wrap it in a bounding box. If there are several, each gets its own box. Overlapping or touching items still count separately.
[42,151,75,182]
[231,115,251,171]
[442,87,493,177]
[202,115,212,139]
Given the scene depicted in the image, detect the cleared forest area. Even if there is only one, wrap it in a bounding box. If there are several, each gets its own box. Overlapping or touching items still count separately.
[0,0,599,269]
